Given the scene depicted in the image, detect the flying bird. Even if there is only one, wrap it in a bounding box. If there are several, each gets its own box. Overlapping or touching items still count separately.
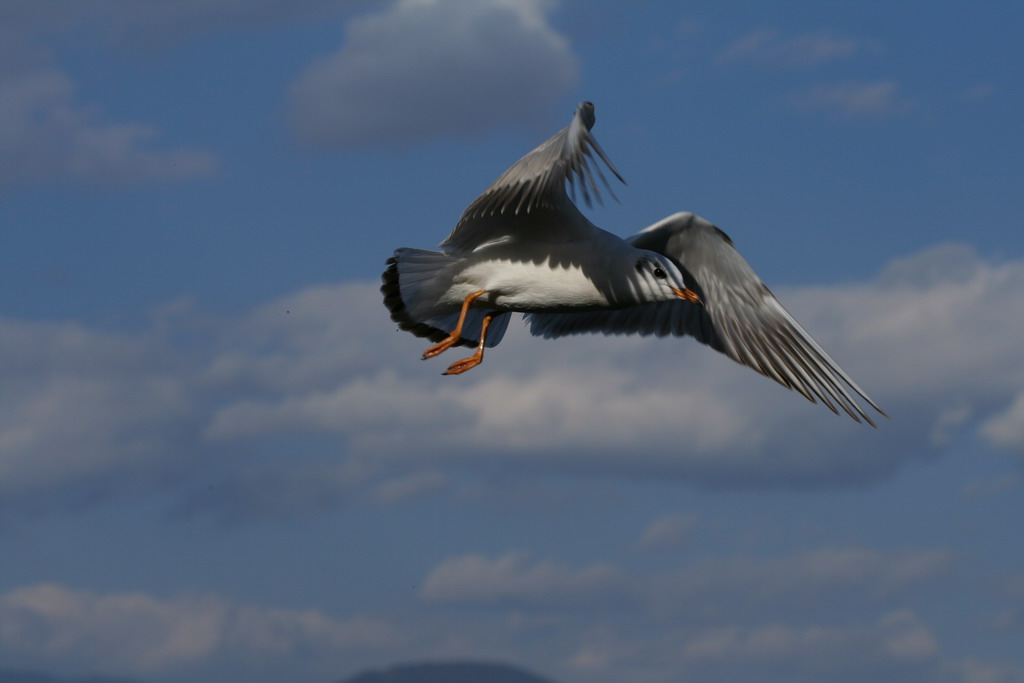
[381,102,885,425]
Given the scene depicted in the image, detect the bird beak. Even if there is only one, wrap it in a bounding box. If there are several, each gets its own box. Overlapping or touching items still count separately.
[673,287,704,308]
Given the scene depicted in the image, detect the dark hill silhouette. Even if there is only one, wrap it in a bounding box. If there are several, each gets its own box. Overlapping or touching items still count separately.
[0,671,141,683]
[0,659,556,683]
[340,661,557,683]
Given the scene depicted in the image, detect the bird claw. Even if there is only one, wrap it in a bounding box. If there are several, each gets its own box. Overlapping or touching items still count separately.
[442,354,483,375]
[422,337,457,360]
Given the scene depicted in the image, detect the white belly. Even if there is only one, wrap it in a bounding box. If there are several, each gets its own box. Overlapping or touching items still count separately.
[449,256,614,311]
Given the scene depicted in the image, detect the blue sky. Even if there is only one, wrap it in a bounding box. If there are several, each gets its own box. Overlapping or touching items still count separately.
[2,1,1024,682]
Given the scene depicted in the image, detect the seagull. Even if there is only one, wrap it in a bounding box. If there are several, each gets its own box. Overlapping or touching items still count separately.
[382,101,701,375]
[381,101,886,425]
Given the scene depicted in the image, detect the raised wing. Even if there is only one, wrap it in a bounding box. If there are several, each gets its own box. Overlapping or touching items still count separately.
[526,212,886,426]
[440,101,625,254]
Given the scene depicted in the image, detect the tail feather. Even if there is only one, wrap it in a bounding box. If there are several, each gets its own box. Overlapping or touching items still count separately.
[380,249,510,348]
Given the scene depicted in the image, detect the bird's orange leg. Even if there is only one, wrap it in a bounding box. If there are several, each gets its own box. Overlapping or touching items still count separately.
[443,311,499,375]
[422,290,488,360]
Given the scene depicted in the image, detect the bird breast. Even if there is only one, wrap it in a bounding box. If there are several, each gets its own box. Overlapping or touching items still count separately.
[450,256,618,312]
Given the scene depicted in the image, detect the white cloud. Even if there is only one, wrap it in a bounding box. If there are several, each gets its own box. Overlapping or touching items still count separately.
[0,549,999,683]
[963,83,997,101]
[0,68,217,190]
[0,1,327,191]
[0,0,351,49]
[289,0,578,147]
[6,244,1024,520]
[797,244,1024,412]
[793,80,914,119]
[420,551,626,605]
[0,583,397,675]
[0,317,196,504]
[649,547,952,621]
[718,28,864,68]
[676,610,938,678]
[206,246,1024,488]
[991,572,1024,632]
[563,611,954,683]
[638,514,697,549]
[942,659,1024,683]
[963,473,1021,499]
[172,461,374,523]
[373,470,447,504]
[981,393,1024,451]
[418,546,949,617]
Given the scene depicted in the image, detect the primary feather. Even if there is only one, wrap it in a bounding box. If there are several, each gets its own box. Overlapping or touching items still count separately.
[526,212,886,426]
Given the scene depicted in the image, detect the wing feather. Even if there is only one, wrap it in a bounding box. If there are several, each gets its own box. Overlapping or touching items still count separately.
[440,102,625,254]
[526,212,885,425]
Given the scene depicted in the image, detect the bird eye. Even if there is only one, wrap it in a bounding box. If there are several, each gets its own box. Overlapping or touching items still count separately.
[653,266,666,279]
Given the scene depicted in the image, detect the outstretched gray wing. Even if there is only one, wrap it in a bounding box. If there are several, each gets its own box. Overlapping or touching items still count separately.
[526,212,886,426]
[440,101,625,254]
